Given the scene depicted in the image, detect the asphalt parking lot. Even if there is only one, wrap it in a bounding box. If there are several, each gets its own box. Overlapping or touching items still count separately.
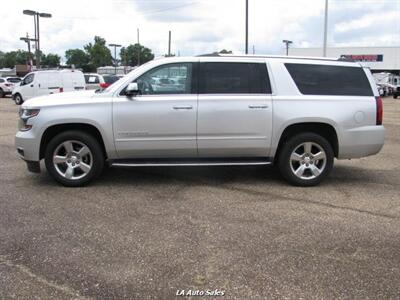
[0,96,399,299]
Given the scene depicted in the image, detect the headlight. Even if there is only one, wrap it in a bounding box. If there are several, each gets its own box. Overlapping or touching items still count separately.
[19,108,40,131]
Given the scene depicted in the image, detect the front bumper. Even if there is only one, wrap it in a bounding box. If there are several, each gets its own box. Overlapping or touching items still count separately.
[15,130,41,162]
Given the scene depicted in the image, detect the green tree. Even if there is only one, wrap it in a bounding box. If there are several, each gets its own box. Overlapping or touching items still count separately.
[41,53,60,67]
[219,49,233,54]
[65,49,90,69]
[120,43,154,67]
[84,36,113,68]
[0,50,30,68]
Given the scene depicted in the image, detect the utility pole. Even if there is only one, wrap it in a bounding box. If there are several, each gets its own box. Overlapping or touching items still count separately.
[109,43,122,75]
[245,0,249,54]
[137,28,140,66]
[20,33,37,71]
[282,40,293,56]
[323,0,328,57]
[23,10,52,69]
[168,30,171,56]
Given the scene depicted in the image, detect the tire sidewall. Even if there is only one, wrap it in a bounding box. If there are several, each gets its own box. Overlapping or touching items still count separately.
[278,133,334,186]
[14,94,23,105]
[44,131,104,187]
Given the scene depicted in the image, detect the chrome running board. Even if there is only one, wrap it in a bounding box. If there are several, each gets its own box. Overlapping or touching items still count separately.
[110,158,272,167]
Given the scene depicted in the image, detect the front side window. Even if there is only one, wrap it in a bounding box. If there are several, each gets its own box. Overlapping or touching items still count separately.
[23,74,34,85]
[285,63,373,96]
[199,62,271,94]
[135,63,193,95]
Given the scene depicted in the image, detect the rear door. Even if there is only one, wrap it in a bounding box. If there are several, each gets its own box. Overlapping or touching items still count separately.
[197,60,273,157]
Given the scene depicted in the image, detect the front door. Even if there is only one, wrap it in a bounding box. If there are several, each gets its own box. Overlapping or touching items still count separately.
[197,61,273,157]
[113,62,197,159]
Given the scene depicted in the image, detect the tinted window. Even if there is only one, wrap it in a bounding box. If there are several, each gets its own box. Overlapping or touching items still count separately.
[84,75,100,84]
[7,77,21,83]
[103,75,120,84]
[285,63,373,96]
[135,63,193,95]
[199,62,271,94]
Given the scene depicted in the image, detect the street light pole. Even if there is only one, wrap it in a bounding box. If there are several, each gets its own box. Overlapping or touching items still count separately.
[323,0,328,57]
[109,44,122,75]
[245,0,249,54]
[137,28,140,66]
[20,33,37,71]
[282,40,293,56]
[23,10,52,69]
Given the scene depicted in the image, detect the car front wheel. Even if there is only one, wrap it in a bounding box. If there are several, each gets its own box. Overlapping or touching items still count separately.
[278,133,334,186]
[44,131,104,187]
[14,94,23,105]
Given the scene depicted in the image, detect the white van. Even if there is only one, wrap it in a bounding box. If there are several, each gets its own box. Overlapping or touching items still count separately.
[12,70,86,105]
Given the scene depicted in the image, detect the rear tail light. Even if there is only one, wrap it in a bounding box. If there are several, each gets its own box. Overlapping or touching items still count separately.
[100,83,109,89]
[100,83,109,88]
[375,96,383,125]
[59,87,64,93]
[5,83,12,87]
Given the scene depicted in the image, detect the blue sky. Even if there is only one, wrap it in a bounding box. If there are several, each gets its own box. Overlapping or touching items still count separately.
[1,0,399,62]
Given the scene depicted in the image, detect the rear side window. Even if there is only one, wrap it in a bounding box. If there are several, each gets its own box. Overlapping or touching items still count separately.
[285,63,373,96]
[7,77,21,83]
[199,62,271,94]
[85,75,100,84]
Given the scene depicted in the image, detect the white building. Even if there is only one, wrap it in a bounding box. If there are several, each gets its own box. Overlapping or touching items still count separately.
[289,47,400,74]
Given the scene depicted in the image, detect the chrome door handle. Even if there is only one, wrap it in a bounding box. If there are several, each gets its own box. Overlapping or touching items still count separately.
[248,105,268,109]
[173,105,193,110]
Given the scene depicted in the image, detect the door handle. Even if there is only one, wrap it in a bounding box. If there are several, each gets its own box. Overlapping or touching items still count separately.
[248,105,268,109]
[173,105,193,110]
[30,84,34,87]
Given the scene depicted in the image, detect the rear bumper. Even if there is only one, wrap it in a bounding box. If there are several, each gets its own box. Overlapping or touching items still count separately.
[338,125,385,159]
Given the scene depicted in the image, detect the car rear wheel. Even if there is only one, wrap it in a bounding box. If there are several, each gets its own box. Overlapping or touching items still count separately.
[44,131,104,187]
[14,93,23,105]
[278,133,334,186]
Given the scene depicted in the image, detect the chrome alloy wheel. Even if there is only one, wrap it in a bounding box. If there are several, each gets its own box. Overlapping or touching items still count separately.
[289,142,327,180]
[52,140,93,180]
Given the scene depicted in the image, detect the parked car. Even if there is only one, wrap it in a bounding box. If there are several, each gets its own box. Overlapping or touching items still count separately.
[84,73,120,90]
[15,55,385,187]
[12,70,85,105]
[377,84,385,97]
[0,77,21,98]
[393,86,400,99]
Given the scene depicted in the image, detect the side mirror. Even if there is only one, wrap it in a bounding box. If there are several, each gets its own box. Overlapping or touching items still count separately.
[126,82,139,97]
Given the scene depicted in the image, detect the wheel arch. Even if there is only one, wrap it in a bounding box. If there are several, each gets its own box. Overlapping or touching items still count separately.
[39,123,107,160]
[274,122,339,163]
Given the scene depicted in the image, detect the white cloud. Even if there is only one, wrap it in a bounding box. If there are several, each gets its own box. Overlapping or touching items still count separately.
[0,0,398,60]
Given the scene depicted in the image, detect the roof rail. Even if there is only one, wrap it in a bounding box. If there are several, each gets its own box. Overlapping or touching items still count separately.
[196,53,353,62]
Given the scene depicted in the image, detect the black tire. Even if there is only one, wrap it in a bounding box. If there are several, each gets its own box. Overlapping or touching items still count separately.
[278,132,334,186]
[394,94,398,99]
[14,93,23,105]
[0,89,4,98]
[44,131,104,187]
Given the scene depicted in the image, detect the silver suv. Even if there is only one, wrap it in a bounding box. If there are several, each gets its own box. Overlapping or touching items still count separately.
[15,55,385,187]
